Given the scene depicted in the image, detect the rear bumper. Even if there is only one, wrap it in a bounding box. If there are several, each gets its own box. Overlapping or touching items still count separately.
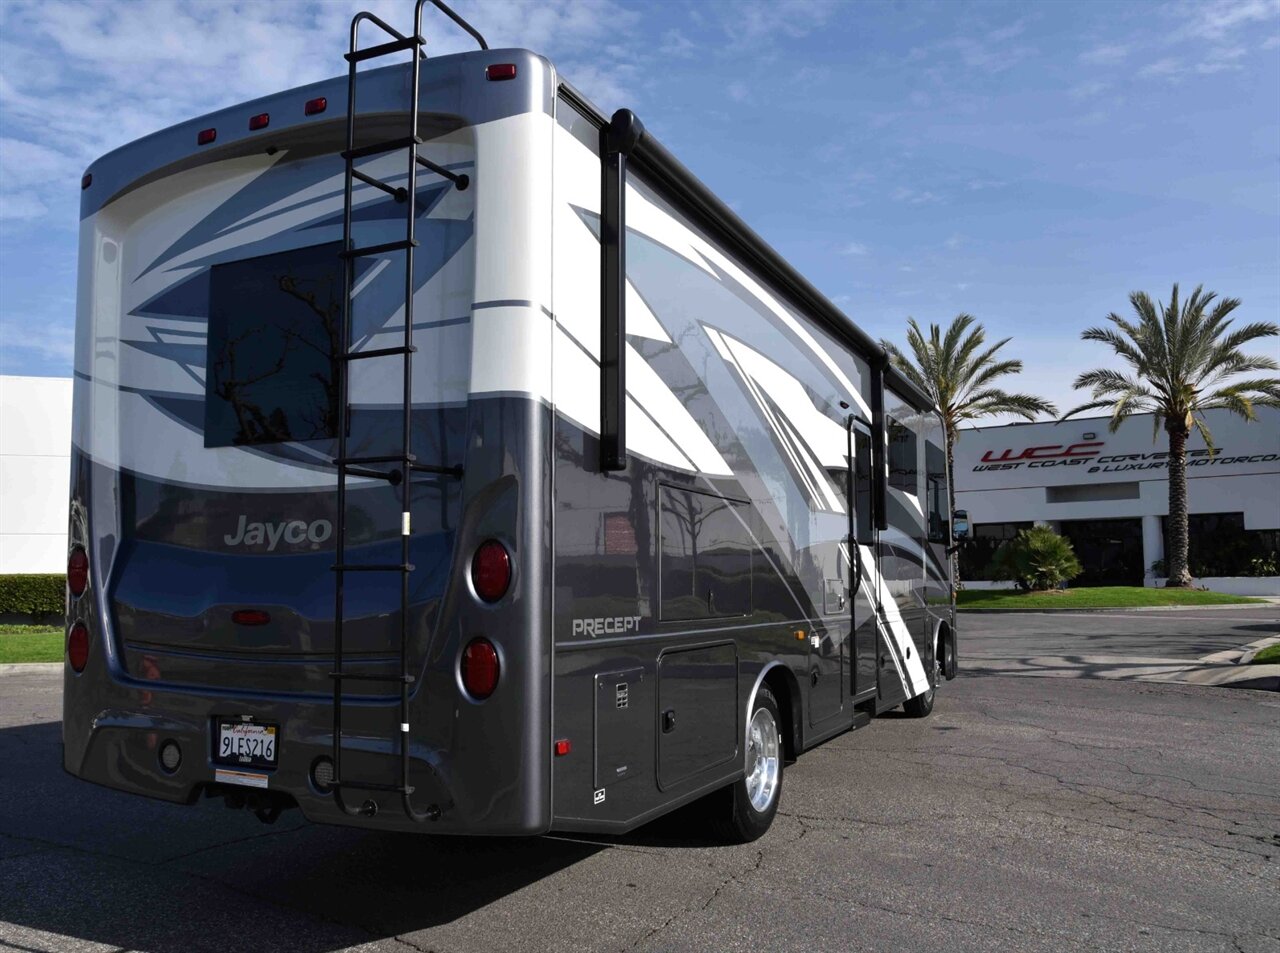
[62,660,550,835]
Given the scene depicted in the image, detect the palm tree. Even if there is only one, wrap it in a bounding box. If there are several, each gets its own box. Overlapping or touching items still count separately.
[882,314,1058,518]
[1063,284,1279,588]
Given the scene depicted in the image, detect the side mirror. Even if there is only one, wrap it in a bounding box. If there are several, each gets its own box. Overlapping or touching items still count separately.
[952,510,969,541]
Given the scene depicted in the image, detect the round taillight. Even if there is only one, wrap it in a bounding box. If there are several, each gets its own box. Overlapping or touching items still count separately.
[461,638,500,699]
[68,622,90,673]
[68,548,89,597]
[471,540,511,603]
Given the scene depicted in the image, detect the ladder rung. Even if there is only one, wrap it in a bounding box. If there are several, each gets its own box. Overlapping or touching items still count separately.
[409,462,465,478]
[341,465,402,484]
[335,453,415,466]
[331,563,415,572]
[343,345,416,361]
[343,135,423,161]
[329,671,415,684]
[414,154,470,190]
[345,34,424,63]
[334,781,416,795]
[340,238,418,259]
[352,168,407,202]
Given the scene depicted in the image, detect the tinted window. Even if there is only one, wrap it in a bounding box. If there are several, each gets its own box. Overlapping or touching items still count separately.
[204,242,343,448]
[888,417,918,493]
[854,430,875,546]
[926,441,947,542]
[660,486,753,620]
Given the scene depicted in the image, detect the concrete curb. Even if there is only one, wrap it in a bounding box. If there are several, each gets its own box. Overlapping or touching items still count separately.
[959,602,1272,614]
[0,662,61,676]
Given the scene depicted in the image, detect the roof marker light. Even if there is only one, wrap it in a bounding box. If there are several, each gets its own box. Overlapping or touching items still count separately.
[249,113,269,131]
[197,128,216,145]
[304,97,327,116]
[485,63,517,81]
[80,173,92,190]
[232,609,270,626]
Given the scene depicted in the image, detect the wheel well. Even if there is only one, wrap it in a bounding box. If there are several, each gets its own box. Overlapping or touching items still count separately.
[937,620,955,678]
[762,666,802,761]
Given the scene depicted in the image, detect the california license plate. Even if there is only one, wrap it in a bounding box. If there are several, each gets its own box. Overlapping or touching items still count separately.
[214,719,278,768]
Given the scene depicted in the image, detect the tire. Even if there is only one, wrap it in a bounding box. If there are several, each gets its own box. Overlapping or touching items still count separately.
[902,629,941,718]
[709,684,784,843]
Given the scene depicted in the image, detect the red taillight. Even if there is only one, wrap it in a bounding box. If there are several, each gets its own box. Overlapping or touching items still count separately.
[471,540,511,602]
[231,609,270,626]
[248,113,269,131]
[304,97,327,116]
[461,638,500,699]
[485,63,517,81]
[68,548,89,597]
[197,128,216,145]
[68,623,89,673]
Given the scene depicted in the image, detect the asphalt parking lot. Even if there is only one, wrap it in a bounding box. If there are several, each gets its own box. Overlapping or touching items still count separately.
[2,608,1278,953]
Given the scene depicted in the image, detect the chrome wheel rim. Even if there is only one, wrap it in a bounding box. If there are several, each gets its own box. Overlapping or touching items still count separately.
[745,705,780,813]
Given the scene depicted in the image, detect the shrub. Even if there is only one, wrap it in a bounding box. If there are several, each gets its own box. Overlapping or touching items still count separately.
[990,526,1082,592]
[0,574,65,620]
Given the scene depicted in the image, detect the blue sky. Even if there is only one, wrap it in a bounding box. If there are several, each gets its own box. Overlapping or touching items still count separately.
[1,0,1277,415]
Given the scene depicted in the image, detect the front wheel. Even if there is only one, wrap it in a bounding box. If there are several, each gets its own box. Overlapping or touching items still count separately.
[709,684,783,843]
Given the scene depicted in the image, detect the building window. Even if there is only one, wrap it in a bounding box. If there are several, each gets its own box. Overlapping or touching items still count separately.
[888,417,918,494]
[204,242,343,448]
[959,521,1034,581]
[1160,512,1280,577]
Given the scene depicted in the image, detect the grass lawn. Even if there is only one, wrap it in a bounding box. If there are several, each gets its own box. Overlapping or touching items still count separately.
[0,625,63,663]
[956,586,1265,610]
[1251,643,1280,665]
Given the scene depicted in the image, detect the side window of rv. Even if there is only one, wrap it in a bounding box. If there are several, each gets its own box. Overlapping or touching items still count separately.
[887,418,918,494]
[659,486,754,621]
[926,442,948,542]
[204,242,343,448]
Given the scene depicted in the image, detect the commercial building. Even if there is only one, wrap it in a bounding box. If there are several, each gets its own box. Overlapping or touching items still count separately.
[0,375,73,574]
[953,407,1280,592]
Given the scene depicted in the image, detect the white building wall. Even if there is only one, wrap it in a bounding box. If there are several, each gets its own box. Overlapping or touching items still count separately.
[953,407,1280,585]
[0,376,73,573]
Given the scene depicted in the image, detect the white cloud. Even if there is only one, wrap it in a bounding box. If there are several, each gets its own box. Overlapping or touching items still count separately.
[659,28,696,58]
[1079,43,1130,65]
[1171,0,1280,43]
[841,242,869,256]
[715,0,839,46]
[892,187,939,205]
[726,81,750,102]
[0,318,75,363]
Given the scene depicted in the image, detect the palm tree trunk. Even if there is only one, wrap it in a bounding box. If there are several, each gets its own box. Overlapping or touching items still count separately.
[1164,419,1193,588]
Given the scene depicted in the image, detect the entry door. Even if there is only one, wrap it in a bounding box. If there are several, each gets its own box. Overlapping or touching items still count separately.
[849,422,879,701]
[808,428,850,728]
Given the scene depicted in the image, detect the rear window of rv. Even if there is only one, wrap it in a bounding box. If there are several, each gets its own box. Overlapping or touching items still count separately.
[204,243,343,448]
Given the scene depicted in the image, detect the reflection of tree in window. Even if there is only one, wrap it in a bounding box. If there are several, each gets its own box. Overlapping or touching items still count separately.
[205,243,343,448]
[660,488,753,620]
[888,418,918,493]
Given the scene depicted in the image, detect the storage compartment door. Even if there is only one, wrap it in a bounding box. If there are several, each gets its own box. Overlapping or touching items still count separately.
[657,643,738,790]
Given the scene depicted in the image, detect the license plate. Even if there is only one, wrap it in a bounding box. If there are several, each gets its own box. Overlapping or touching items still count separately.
[214,719,278,768]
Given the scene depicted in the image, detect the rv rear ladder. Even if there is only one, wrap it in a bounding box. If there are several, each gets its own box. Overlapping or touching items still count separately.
[328,0,485,825]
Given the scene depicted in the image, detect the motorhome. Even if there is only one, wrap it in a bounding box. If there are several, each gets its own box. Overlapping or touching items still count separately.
[63,0,957,842]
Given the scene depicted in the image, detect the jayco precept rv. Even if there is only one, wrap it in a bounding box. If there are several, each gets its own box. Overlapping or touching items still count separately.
[63,1,957,842]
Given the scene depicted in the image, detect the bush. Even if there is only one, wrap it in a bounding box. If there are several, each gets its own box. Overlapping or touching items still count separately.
[990,526,1082,592]
[0,574,65,620]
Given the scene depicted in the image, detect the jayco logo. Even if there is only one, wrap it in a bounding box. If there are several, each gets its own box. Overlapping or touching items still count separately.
[223,515,332,551]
